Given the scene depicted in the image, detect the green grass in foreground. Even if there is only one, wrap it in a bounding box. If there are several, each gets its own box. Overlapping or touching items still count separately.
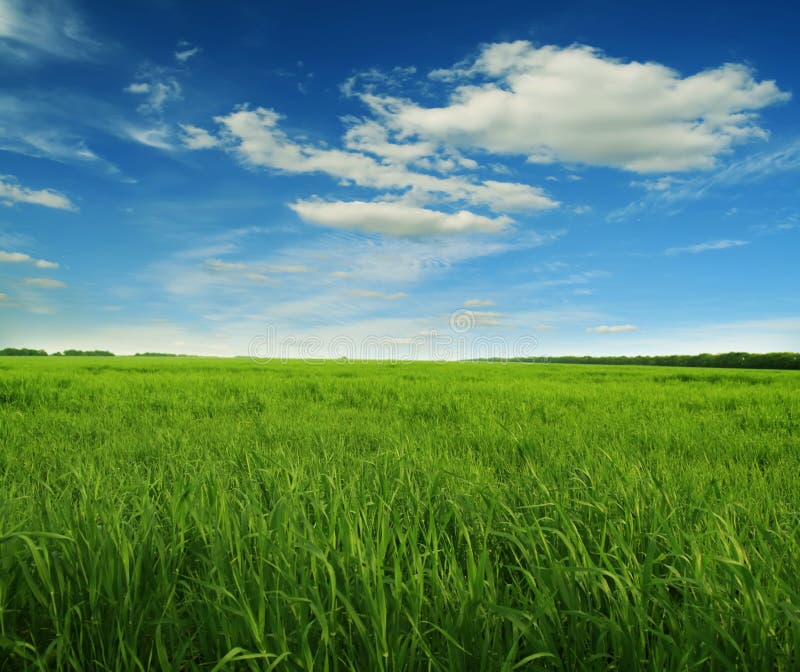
[1,357,799,670]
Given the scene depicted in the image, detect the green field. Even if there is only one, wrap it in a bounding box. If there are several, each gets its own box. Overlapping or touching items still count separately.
[1,357,799,670]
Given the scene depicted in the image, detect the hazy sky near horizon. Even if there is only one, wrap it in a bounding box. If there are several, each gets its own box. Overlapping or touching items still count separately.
[1,0,798,358]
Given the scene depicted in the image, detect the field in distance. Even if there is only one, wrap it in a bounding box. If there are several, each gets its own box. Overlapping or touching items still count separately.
[1,356,799,670]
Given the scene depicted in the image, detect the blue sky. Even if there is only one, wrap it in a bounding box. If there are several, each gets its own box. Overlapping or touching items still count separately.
[1,0,798,358]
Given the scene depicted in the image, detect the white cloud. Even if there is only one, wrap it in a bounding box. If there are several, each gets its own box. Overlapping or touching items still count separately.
[362,41,788,173]
[179,123,220,149]
[630,176,682,191]
[265,264,313,273]
[609,139,800,221]
[0,249,58,267]
[24,277,65,288]
[215,106,557,214]
[439,309,508,329]
[587,324,638,333]
[124,82,150,94]
[125,126,173,150]
[0,292,7,300]
[0,93,128,178]
[0,0,101,62]
[290,199,511,236]
[205,259,247,272]
[665,239,749,255]
[350,289,408,300]
[125,67,182,115]
[0,175,76,210]
[175,43,201,62]
[243,273,275,284]
[464,298,495,307]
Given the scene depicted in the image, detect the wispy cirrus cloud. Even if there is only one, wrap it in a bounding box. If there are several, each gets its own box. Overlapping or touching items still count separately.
[0,175,76,210]
[0,0,102,63]
[665,239,749,256]
[610,139,800,221]
[0,92,130,177]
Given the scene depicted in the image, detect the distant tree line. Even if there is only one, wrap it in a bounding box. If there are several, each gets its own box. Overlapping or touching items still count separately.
[0,348,115,356]
[501,352,800,370]
[0,348,186,357]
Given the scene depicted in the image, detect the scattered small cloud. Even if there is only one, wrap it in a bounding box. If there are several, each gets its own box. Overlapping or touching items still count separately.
[464,298,495,307]
[350,289,408,300]
[24,277,65,288]
[265,264,313,273]
[0,249,58,268]
[630,176,683,191]
[244,272,275,284]
[205,259,246,272]
[0,175,76,210]
[174,41,201,62]
[665,239,749,256]
[124,82,150,94]
[124,70,182,115]
[587,324,637,333]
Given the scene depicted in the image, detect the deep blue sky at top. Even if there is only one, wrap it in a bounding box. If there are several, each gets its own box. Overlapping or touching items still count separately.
[0,0,798,356]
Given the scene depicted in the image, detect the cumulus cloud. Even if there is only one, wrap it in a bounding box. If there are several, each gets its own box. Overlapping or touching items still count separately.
[665,239,749,255]
[362,41,789,173]
[0,249,58,267]
[0,175,76,210]
[179,123,219,149]
[24,277,65,288]
[290,199,511,236]
[587,324,638,333]
[464,298,495,307]
[215,106,557,214]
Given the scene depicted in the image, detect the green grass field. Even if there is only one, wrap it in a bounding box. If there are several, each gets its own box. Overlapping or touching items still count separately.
[1,357,799,670]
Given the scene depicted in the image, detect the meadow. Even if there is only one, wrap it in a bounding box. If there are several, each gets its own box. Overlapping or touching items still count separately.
[1,356,799,670]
